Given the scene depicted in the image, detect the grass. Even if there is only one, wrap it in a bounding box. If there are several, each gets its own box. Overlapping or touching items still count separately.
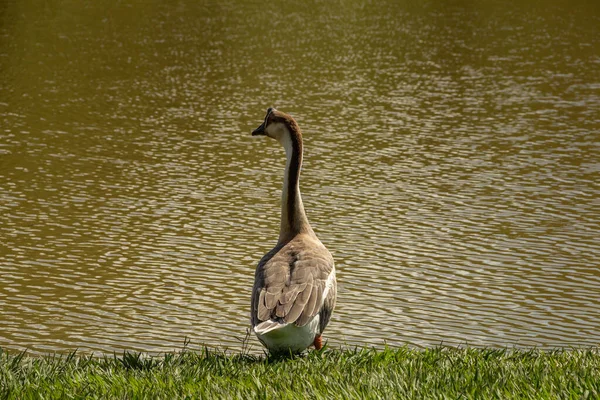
[1,344,599,399]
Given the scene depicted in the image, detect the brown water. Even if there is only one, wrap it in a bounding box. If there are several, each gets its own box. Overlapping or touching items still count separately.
[1,0,599,355]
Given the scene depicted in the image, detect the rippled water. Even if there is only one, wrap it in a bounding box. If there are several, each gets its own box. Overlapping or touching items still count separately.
[1,0,599,354]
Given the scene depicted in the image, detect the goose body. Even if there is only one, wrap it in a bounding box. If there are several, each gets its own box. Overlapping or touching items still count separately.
[250,108,336,354]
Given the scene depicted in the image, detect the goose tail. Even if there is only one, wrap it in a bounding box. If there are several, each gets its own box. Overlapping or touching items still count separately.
[253,320,288,335]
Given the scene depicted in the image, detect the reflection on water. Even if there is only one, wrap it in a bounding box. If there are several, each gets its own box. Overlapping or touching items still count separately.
[1,0,599,354]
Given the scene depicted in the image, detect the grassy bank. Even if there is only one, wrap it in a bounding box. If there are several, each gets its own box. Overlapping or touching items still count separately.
[1,346,599,399]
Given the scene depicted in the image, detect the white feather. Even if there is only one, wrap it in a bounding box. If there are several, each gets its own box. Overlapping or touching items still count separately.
[254,315,320,354]
[321,267,336,304]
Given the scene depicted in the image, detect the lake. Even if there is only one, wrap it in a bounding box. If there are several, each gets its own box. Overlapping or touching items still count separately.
[1,0,599,354]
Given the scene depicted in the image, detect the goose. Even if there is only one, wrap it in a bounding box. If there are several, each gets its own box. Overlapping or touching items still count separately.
[250,108,337,354]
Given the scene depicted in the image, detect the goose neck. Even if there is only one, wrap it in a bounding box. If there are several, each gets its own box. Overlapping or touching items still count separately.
[278,128,311,242]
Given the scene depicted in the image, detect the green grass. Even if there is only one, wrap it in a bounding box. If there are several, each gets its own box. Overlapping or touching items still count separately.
[1,345,599,399]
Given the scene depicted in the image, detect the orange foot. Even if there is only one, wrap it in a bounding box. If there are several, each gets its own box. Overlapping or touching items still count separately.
[313,335,323,350]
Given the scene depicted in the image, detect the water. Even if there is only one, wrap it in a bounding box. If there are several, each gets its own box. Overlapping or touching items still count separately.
[1,0,599,354]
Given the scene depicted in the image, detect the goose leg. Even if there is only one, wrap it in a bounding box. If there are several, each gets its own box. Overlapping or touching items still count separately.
[313,335,323,350]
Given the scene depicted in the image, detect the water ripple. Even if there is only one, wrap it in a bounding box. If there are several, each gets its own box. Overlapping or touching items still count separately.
[1,0,599,354]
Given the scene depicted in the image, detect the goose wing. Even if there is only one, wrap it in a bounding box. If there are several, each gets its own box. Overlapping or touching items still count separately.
[251,237,336,329]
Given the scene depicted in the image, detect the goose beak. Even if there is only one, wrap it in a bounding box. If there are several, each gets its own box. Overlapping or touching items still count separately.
[252,122,266,136]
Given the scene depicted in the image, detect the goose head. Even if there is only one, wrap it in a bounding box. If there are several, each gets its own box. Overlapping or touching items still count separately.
[252,108,298,143]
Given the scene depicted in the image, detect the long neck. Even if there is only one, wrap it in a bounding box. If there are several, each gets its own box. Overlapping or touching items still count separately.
[278,126,312,243]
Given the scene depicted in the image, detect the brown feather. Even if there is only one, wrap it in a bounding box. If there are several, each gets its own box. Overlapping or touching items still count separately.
[264,289,279,309]
[257,290,271,321]
[285,299,305,323]
[252,235,335,328]
[302,285,320,325]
